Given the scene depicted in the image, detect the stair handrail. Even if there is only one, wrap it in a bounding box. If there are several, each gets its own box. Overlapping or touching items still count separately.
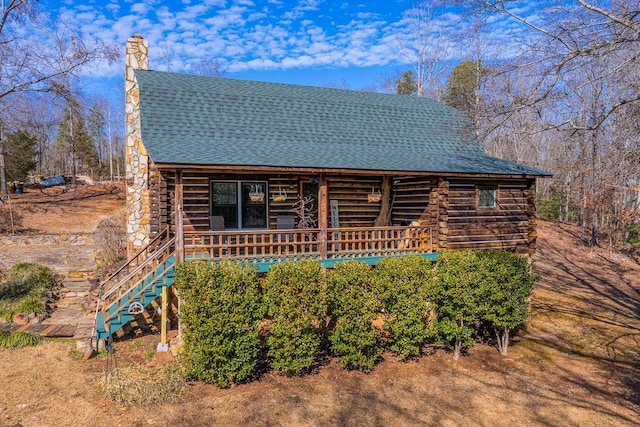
[101,226,171,294]
[103,250,177,321]
[101,236,176,302]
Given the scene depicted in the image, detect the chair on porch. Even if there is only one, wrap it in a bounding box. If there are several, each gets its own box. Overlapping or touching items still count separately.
[210,215,225,231]
[276,215,295,230]
[275,215,296,256]
[209,215,227,258]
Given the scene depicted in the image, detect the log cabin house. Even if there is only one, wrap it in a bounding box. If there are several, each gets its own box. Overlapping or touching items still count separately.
[95,36,549,344]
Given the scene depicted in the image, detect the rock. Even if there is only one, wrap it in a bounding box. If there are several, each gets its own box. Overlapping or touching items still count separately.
[169,339,184,357]
[12,313,30,325]
[68,271,87,279]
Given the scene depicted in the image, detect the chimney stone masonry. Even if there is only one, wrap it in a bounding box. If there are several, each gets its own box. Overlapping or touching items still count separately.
[125,35,151,256]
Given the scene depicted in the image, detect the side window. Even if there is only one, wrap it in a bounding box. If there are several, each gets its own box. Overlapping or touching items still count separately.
[478,186,497,209]
[241,182,267,228]
[211,182,238,228]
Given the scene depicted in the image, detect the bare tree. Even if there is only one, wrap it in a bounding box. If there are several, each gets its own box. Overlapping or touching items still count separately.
[441,0,640,247]
[190,58,226,77]
[396,3,450,98]
[450,0,640,130]
[0,0,117,195]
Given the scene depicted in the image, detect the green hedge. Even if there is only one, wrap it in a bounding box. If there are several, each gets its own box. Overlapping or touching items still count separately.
[328,260,382,372]
[262,259,328,375]
[432,250,483,360]
[175,261,263,388]
[476,251,537,355]
[376,256,435,361]
[174,251,536,386]
[432,250,537,358]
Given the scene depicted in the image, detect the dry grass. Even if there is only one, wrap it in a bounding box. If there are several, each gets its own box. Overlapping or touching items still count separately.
[93,215,126,267]
[0,203,22,233]
[102,365,185,406]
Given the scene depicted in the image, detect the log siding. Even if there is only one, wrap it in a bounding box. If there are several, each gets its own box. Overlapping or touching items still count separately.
[445,178,535,253]
[149,168,537,255]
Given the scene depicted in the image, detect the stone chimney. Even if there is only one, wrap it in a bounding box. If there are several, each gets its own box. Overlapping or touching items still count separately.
[125,35,151,256]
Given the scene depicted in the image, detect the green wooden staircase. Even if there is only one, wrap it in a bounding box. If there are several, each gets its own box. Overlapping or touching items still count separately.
[95,229,176,340]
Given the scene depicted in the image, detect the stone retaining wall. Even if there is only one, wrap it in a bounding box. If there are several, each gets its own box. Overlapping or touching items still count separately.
[0,234,96,246]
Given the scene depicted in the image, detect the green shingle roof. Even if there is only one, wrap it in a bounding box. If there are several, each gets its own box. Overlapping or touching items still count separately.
[136,70,549,176]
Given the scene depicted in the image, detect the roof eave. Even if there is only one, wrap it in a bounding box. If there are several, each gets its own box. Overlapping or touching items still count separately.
[151,161,552,179]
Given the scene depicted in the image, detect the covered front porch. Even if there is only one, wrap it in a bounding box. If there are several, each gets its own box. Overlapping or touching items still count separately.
[167,177,438,271]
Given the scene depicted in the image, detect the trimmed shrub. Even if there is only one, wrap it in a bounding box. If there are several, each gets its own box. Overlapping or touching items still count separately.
[432,250,482,360]
[476,251,537,355]
[328,260,382,372]
[172,250,536,383]
[175,261,263,388]
[376,255,435,361]
[263,259,327,375]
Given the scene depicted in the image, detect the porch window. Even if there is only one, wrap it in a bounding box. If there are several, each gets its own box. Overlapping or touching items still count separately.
[211,181,268,229]
[478,186,497,209]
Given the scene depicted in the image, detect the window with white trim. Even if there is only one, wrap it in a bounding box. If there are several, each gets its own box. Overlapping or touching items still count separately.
[211,181,268,229]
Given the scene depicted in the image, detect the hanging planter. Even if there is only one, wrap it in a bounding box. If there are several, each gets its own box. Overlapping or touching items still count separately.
[368,188,382,203]
[249,185,265,202]
[272,185,287,203]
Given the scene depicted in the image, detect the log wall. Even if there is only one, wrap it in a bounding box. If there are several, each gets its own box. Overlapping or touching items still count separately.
[148,168,538,254]
[390,177,435,226]
[148,166,164,236]
[445,178,536,253]
[151,171,386,232]
[327,176,383,227]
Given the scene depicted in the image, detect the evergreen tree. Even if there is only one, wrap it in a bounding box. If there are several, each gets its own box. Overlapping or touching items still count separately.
[443,60,489,118]
[55,97,98,183]
[5,129,37,182]
[87,103,107,179]
[395,70,418,96]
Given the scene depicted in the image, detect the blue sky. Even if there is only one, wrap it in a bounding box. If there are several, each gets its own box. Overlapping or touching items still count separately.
[39,0,531,95]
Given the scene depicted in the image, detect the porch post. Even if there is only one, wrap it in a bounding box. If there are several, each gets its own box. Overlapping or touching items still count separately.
[174,183,184,346]
[159,285,169,350]
[175,184,184,263]
[318,174,328,258]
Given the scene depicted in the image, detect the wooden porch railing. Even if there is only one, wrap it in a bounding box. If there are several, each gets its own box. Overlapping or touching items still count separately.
[183,225,432,262]
[327,226,432,258]
[102,226,171,295]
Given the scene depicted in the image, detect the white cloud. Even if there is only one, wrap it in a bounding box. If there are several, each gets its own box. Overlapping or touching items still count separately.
[130,3,150,14]
[47,0,534,87]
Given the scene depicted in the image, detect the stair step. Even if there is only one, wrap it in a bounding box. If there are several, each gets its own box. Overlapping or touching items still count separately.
[96,247,176,339]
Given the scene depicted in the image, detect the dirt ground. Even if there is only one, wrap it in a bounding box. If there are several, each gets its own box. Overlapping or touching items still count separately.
[0,188,639,426]
[3,183,125,234]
